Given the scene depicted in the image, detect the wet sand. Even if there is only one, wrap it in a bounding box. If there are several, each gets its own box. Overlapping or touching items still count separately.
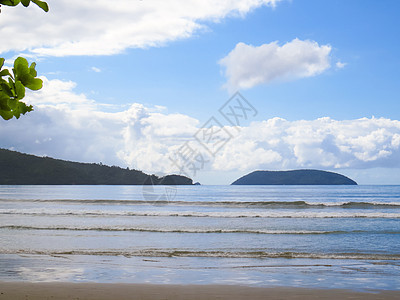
[0,282,399,300]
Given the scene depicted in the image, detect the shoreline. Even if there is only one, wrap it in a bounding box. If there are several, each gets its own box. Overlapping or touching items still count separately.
[1,282,400,300]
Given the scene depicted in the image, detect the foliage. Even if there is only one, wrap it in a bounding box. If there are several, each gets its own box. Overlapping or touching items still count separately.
[0,0,48,120]
[0,0,49,12]
[0,148,194,185]
[0,57,43,119]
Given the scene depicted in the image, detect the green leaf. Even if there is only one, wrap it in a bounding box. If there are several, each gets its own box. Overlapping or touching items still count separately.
[18,73,31,86]
[0,69,12,77]
[7,98,17,110]
[13,57,42,90]
[13,110,21,119]
[0,82,13,97]
[0,58,4,69]
[17,101,33,114]
[0,92,10,110]
[29,62,37,77]
[20,0,30,7]
[8,77,15,93]
[0,56,42,120]
[31,0,48,12]
[0,0,21,6]
[0,0,48,12]
[15,80,26,99]
[0,110,14,120]
[25,77,43,90]
[13,57,30,79]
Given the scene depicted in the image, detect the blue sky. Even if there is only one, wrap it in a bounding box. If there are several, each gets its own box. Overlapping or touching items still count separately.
[35,0,400,121]
[1,0,400,184]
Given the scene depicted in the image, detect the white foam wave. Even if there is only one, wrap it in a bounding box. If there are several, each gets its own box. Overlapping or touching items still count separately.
[1,248,399,260]
[1,209,400,218]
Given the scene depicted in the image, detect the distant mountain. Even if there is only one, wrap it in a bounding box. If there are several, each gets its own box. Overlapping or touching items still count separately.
[0,148,192,185]
[232,170,357,185]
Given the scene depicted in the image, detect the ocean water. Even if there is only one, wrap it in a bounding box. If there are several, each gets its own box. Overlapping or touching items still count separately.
[0,185,400,291]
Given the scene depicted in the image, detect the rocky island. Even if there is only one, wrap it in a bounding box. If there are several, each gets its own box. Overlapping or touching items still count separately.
[232,170,357,185]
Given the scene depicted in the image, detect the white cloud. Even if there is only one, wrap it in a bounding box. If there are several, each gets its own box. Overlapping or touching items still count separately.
[25,77,97,110]
[0,0,281,56]
[91,67,101,73]
[218,117,400,171]
[1,78,400,179]
[0,77,199,172]
[219,39,332,91]
[336,61,347,69]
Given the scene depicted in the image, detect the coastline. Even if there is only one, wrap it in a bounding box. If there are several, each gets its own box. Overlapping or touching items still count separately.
[1,282,400,300]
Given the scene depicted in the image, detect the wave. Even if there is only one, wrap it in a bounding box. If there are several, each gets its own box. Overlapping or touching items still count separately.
[1,209,400,218]
[1,199,400,209]
[2,248,400,260]
[3,225,397,235]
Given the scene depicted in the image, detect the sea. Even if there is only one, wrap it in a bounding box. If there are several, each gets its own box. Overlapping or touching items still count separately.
[0,185,400,291]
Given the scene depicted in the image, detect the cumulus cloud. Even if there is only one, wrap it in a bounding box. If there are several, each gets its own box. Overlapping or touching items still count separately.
[1,78,400,178]
[0,0,281,56]
[25,77,97,109]
[0,77,200,172]
[216,117,400,171]
[219,39,332,91]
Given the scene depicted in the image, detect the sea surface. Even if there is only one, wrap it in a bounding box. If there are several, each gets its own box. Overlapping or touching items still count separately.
[0,185,400,291]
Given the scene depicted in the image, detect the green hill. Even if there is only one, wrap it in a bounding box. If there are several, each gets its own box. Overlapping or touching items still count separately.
[232,170,357,185]
[0,148,192,185]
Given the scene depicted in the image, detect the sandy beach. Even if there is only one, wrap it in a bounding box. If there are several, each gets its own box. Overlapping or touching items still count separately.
[0,283,399,300]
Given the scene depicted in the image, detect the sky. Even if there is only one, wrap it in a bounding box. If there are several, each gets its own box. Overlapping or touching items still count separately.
[1,0,400,185]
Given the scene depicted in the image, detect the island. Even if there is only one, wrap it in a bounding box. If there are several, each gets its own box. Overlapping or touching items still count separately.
[231,170,357,185]
[0,148,192,185]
